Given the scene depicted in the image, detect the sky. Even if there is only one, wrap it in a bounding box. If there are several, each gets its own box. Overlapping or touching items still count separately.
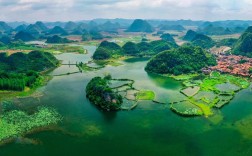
[0,0,252,22]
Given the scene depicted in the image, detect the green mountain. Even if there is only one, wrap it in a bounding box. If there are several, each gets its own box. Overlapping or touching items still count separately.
[145,45,216,75]
[197,24,231,35]
[15,24,27,32]
[25,24,41,36]
[191,34,215,49]
[0,36,11,44]
[0,51,59,73]
[183,30,197,41]
[160,33,175,42]
[93,41,123,60]
[159,24,185,31]
[35,21,48,31]
[46,35,72,43]
[64,21,78,31]
[0,21,13,32]
[14,31,35,42]
[82,30,103,41]
[233,26,252,57]
[126,19,154,32]
[93,40,178,60]
[100,21,120,32]
[49,26,67,35]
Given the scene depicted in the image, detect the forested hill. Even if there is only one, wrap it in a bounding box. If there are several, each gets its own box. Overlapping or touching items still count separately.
[126,19,154,32]
[92,40,178,60]
[145,46,216,75]
[0,51,59,73]
[233,26,252,57]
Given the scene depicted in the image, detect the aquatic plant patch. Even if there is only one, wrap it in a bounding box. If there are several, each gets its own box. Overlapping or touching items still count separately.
[0,107,62,143]
[136,90,155,100]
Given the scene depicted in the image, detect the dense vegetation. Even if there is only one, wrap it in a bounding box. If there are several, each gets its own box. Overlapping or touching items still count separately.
[183,30,198,41]
[93,40,178,60]
[0,51,59,73]
[122,42,139,55]
[183,30,215,48]
[0,71,39,91]
[82,30,103,41]
[160,33,175,42]
[0,107,61,143]
[216,38,238,47]
[126,19,154,33]
[14,31,35,42]
[93,41,122,60]
[197,24,232,35]
[86,76,123,111]
[191,34,215,49]
[233,26,252,57]
[46,35,72,43]
[0,51,59,91]
[145,46,216,75]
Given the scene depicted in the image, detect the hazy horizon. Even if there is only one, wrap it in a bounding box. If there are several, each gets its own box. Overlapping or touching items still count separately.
[0,0,252,22]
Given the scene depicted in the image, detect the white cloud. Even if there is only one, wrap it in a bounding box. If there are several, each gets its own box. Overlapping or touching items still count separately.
[0,0,252,22]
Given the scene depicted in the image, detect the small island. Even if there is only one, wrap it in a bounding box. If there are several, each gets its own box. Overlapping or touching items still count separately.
[86,76,123,111]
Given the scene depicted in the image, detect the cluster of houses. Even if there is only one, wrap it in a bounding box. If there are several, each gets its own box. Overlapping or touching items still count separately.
[203,55,252,77]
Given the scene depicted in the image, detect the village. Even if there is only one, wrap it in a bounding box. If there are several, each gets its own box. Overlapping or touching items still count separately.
[203,54,252,77]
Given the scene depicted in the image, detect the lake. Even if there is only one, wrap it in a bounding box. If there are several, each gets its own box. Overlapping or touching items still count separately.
[1,46,252,156]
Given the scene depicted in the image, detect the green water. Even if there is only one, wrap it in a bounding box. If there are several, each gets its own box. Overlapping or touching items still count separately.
[1,46,252,156]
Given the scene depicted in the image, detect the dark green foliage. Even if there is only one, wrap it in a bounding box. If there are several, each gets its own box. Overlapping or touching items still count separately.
[149,40,178,53]
[126,19,154,33]
[238,59,248,64]
[93,48,111,60]
[122,42,139,55]
[100,40,121,50]
[93,40,178,60]
[233,26,252,57]
[249,68,252,74]
[93,41,123,60]
[46,35,72,43]
[86,77,123,111]
[145,46,217,75]
[0,71,40,91]
[14,31,35,42]
[160,33,175,42]
[191,34,215,49]
[137,42,152,52]
[245,26,252,33]
[183,30,197,41]
[0,51,59,91]
[142,38,148,42]
[216,38,238,47]
[0,51,59,73]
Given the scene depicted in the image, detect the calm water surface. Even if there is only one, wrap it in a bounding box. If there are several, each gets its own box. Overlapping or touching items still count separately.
[1,46,252,156]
